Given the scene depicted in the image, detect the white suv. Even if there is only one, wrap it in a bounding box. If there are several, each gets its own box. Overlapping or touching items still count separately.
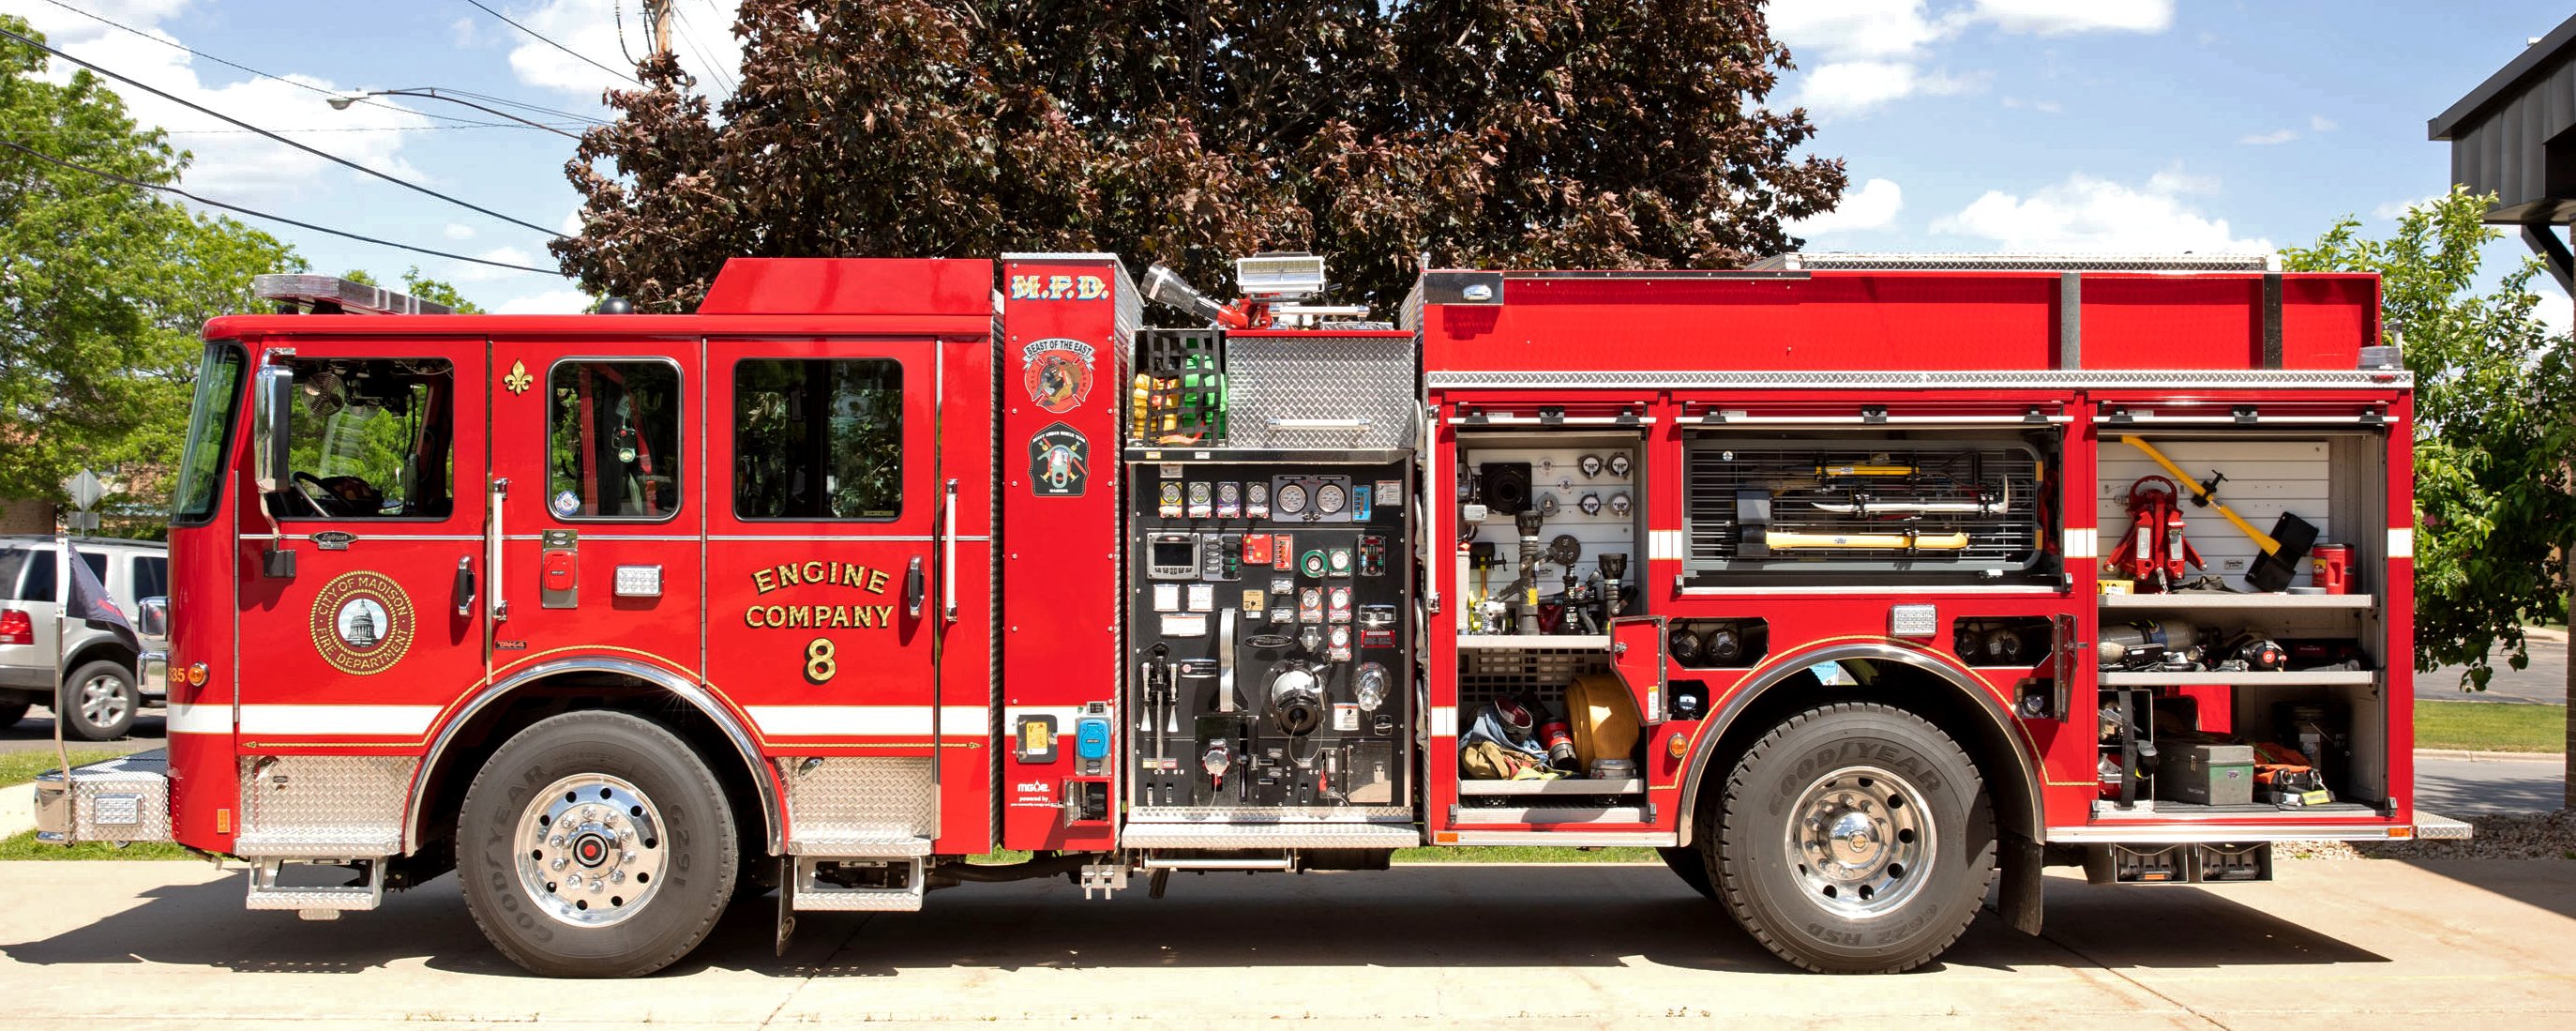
[0,536,170,740]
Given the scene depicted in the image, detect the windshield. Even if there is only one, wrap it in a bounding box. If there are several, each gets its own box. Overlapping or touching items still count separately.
[171,343,247,525]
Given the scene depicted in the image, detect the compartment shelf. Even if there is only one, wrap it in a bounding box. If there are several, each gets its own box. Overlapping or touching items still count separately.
[2099,592,2373,611]
[2098,670,2376,687]
[1454,634,1609,650]
[1457,778,1645,796]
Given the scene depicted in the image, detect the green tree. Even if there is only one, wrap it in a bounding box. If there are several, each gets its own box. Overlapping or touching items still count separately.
[342,266,486,314]
[0,16,300,530]
[2282,188,2576,801]
[553,0,1845,312]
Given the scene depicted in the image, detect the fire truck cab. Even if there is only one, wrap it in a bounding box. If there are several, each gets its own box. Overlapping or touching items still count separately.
[38,252,2465,977]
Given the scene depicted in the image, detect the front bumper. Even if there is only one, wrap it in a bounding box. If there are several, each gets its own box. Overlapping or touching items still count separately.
[33,749,173,845]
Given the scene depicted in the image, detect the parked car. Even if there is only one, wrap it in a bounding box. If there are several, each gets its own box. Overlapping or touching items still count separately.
[0,535,169,740]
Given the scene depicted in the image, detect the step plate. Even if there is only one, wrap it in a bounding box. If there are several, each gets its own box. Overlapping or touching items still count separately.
[1121,821,1421,849]
[787,835,932,857]
[2414,811,2475,841]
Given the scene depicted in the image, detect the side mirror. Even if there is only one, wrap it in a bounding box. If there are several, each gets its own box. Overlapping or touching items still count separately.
[136,597,169,639]
[251,361,294,496]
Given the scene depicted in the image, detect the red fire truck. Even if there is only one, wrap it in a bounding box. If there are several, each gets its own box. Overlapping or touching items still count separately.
[37,251,2463,977]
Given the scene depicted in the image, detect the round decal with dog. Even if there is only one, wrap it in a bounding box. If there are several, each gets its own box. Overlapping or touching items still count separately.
[1021,338,1096,415]
[309,570,416,675]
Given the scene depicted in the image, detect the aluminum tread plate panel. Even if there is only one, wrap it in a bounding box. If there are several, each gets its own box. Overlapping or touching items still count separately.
[778,757,937,846]
[791,888,926,912]
[1120,821,1422,848]
[239,756,415,857]
[785,835,934,857]
[1225,334,1419,448]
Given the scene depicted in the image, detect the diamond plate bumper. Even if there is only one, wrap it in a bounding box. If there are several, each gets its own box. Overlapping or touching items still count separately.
[2414,811,2475,841]
[34,749,172,845]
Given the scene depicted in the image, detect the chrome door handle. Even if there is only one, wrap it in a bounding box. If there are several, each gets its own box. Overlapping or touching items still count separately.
[942,478,959,623]
[904,556,925,619]
[454,557,476,617]
[488,478,509,621]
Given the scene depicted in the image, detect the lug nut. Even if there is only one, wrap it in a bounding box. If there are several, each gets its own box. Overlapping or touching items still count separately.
[551,857,567,871]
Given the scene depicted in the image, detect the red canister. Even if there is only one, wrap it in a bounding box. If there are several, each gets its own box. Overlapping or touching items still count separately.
[2311,544,2352,593]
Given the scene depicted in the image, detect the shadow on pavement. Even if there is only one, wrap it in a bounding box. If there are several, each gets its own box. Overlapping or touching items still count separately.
[3,864,2388,978]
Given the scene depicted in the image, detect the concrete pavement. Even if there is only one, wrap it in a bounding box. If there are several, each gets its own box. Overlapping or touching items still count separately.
[2425,626,2568,705]
[2417,751,2565,813]
[0,858,2571,1026]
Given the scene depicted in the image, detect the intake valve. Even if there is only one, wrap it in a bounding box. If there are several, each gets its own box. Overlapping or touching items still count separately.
[1269,663,1326,736]
[1201,737,1232,791]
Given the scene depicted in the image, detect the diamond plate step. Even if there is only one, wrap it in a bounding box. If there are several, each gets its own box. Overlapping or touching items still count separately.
[2414,811,2475,841]
[1120,821,1421,849]
[245,857,384,917]
[789,856,926,913]
[786,834,932,857]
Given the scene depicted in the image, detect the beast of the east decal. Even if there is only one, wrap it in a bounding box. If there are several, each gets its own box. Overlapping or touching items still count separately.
[309,570,416,675]
[1021,338,1096,415]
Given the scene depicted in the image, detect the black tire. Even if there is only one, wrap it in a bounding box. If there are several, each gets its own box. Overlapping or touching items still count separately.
[0,699,30,730]
[60,660,138,741]
[1657,846,1718,901]
[458,711,738,978]
[1708,703,1996,974]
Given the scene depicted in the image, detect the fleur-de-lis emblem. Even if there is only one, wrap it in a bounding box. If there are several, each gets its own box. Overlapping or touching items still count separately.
[504,360,533,395]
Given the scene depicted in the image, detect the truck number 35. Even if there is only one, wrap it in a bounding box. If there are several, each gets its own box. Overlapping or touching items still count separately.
[804,638,837,684]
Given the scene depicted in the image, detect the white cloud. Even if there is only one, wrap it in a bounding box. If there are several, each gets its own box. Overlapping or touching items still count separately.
[498,0,742,98]
[559,207,586,236]
[444,222,478,240]
[2001,96,2064,113]
[2238,128,2300,145]
[3,0,434,200]
[2147,165,2219,195]
[1796,61,1981,116]
[1967,0,2174,36]
[1932,172,2272,254]
[2309,114,2338,132]
[1770,0,1948,61]
[1791,177,1905,236]
[493,288,595,314]
[2373,194,2444,220]
[2538,289,2573,340]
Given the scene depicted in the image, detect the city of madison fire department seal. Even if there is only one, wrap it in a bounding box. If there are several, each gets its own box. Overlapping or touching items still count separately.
[1021,338,1095,415]
[309,570,415,675]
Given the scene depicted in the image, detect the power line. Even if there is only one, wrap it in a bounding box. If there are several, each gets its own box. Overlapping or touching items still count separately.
[0,25,558,236]
[463,0,639,86]
[0,123,594,136]
[0,138,561,275]
[432,87,609,126]
[668,7,735,95]
[36,0,521,129]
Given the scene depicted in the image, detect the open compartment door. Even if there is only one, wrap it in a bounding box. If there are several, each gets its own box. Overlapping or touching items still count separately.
[1609,615,1668,725]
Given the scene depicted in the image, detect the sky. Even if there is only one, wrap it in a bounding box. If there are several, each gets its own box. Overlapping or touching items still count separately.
[0,0,2568,321]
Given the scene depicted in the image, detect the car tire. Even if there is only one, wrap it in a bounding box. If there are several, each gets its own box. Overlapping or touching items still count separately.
[458,711,739,978]
[1708,702,1996,974]
[61,660,138,741]
[1657,846,1718,901]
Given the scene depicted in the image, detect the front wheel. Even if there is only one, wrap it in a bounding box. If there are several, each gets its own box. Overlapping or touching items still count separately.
[1709,703,1996,974]
[61,660,138,740]
[458,711,738,978]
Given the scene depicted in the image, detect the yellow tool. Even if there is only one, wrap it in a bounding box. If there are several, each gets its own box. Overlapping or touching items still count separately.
[1762,529,1970,551]
[2117,434,2317,591]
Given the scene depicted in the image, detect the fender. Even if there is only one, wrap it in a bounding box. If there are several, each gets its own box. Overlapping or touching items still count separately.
[1673,640,2045,846]
[400,656,783,855]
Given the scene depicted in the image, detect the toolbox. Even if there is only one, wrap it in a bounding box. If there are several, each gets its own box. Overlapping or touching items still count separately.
[2155,743,2254,806]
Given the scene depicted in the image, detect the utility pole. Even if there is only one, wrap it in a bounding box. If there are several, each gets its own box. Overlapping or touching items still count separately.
[643,0,673,58]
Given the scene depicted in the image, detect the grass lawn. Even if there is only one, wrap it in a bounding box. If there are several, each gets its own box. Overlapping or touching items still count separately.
[0,749,123,789]
[2416,700,2568,752]
[0,829,191,860]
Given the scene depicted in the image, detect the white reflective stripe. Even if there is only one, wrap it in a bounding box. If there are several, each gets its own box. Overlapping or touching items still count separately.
[1003,705,1087,727]
[747,705,988,737]
[164,702,231,734]
[1648,530,1684,561]
[235,704,440,736]
[2388,528,2413,559]
[1429,705,1458,737]
[2063,528,2098,559]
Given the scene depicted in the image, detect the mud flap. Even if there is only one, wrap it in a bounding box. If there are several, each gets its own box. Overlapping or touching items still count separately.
[776,856,797,957]
[1996,830,2044,935]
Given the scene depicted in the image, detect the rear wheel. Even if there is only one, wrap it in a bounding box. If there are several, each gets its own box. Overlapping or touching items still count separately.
[1709,703,1995,974]
[1656,846,1717,901]
[61,660,137,740]
[458,711,738,978]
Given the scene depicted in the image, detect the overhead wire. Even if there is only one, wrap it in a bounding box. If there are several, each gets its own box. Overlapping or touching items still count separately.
[668,7,736,95]
[0,25,560,236]
[34,0,527,129]
[462,0,640,86]
[0,138,563,275]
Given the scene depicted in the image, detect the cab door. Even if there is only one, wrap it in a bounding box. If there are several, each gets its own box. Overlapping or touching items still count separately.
[233,339,487,752]
[488,343,702,679]
[702,340,946,764]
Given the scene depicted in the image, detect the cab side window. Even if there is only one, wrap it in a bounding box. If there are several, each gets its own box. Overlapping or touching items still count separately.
[279,358,458,520]
[732,359,902,521]
[548,360,683,520]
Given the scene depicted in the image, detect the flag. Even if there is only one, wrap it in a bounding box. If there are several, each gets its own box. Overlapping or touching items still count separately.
[61,538,137,649]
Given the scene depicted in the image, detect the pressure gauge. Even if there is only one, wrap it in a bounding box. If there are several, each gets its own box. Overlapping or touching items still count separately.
[1607,452,1633,478]
[1328,548,1354,575]
[1246,481,1271,517]
[1277,482,1308,515]
[1316,482,1348,514]
[1540,493,1560,516]
[1578,493,1603,515]
[1328,586,1353,621]
[1217,481,1241,505]
[1328,625,1353,660]
[1188,481,1212,506]
[1578,453,1604,478]
[1608,492,1632,517]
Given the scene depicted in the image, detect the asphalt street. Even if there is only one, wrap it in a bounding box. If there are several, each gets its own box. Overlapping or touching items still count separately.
[0,705,163,756]
[0,858,2570,1026]
[2424,626,2568,705]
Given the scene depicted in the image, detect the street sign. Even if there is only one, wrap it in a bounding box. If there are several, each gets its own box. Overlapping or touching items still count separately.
[64,468,104,511]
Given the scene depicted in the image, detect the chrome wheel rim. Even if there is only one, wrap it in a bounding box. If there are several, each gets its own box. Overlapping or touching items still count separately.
[514,774,668,928]
[79,675,129,727]
[1785,765,1935,918]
